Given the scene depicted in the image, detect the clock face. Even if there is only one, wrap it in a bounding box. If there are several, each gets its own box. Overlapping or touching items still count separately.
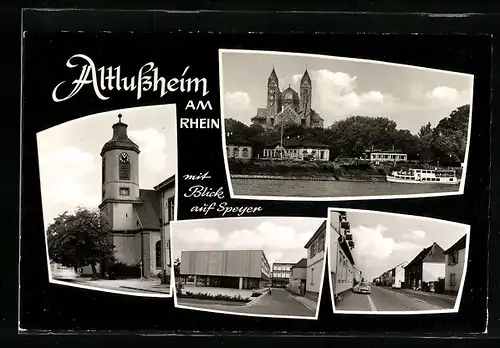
[270,102,274,106]
[270,95,274,100]
[119,152,130,163]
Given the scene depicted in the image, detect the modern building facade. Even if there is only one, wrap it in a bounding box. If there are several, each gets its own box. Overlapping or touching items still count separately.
[287,258,307,296]
[362,149,408,163]
[405,242,445,292]
[262,137,330,161]
[179,250,271,290]
[305,220,327,300]
[443,234,467,294]
[97,114,173,279]
[272,262,295,288]
[329,211,359,303]
[251,68,324,129]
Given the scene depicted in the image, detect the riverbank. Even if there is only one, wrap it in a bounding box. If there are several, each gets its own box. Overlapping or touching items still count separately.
[230,174,387,182]
[228,159,387,182]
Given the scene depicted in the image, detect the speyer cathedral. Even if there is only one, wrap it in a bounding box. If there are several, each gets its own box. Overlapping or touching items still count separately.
[251,68,324,129]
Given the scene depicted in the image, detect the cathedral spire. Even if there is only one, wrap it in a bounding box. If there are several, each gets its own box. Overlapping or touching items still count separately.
[301,69,311,84]
[269,66,279,82]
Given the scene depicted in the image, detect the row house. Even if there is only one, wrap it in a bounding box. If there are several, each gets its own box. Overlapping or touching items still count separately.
[287,258,307,296]
[304,220,327,301]
[404,242,446,292]
[329,211,359,304]
[443,234,467,295]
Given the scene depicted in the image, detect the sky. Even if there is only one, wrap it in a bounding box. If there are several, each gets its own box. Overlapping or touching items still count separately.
[37,104,177,230]
[171,217,326,267]
[220,50,474,133]
[328,210,469,282]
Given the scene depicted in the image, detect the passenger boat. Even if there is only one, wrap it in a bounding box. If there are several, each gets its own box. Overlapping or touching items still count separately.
[386,168,460,185]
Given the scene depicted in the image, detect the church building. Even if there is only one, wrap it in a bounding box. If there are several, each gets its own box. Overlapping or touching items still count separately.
[251,68,324,129]
[98,114,174,281]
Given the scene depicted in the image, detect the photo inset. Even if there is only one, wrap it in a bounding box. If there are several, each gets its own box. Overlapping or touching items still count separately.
[38,105,177,297]
[171,217,327,319]
[220,49,474,201]
[328,208,469,314]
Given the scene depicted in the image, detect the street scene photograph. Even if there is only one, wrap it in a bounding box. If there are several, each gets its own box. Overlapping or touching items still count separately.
[171,217,327,319]
[38,104,177,296]
[328,208,469,314]
[220,49,474,200]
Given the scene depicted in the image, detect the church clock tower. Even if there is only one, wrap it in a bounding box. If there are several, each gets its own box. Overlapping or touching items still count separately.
[99,114,141,232]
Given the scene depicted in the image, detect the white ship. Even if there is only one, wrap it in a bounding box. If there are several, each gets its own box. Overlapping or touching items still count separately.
[386,168,460,185]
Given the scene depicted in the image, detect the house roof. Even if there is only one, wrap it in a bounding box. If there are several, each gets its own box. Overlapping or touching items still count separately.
[405,242,445,268]
[304,220,327,248]
[154,175,175,192]
[133,189,161,230]
[443,234,467,254]
[291,258,308,269]
[265,137,329,149]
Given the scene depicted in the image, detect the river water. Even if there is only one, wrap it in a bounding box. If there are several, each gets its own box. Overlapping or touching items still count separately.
[230,178,459,198]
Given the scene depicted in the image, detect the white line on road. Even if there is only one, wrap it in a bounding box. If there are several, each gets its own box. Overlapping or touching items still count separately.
[368,295,378,311]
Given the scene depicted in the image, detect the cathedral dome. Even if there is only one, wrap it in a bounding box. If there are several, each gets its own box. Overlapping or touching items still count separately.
[282,86,299,101]
[100,114,140,156]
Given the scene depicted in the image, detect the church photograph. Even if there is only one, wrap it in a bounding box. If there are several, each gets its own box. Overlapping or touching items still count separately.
[219,49,473,201]
[38,105,177,296]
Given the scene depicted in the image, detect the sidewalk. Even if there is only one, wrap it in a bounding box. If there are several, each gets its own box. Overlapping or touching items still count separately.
[286,291,318,311]
[394,288,457,301]
[74,278,171,294]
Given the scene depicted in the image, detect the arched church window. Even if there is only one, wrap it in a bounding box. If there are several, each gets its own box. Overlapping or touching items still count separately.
[155,241,161,269]
[118,152,131,180]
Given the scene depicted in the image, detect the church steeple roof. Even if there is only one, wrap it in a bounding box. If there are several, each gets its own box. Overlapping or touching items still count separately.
[301,69,311,84]
[268,68,279,82]
[100,114,140,156]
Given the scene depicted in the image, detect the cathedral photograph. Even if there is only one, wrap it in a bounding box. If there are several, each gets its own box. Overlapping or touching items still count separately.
[219,49,474,200]
[37,105,177,296]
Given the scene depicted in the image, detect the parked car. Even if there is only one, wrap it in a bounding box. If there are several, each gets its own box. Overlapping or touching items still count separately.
[353,282,371,294]
[51,264,79,281]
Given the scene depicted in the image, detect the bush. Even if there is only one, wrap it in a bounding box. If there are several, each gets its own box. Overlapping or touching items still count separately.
[251,291,262,297]
[176,282,184,295]
[107,261,141,279]
[179,291,250,303]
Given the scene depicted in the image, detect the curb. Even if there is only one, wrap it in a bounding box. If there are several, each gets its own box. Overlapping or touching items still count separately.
[283,290,316,312]
[245,289,269,306]
[120,286,171,295]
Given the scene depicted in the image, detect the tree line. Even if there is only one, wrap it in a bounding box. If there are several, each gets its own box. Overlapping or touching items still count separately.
[225,104,470,165]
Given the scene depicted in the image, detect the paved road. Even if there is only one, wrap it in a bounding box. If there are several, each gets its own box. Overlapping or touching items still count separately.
[178,288,316,317]
[335,286,457,312]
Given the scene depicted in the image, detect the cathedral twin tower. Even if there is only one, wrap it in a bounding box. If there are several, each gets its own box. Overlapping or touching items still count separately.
[251,68,324,129]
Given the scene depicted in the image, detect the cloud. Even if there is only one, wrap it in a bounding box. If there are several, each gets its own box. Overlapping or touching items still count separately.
[225,91,251,111]
[128,128,169,187]
[267,251,284,266]
[351,225,421,261]
[311,69,397,122]
[426,86,459,103]
[223,221,310,250]
[38,146,100,227]
[404,230,426,241]
[176,228,221,244]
